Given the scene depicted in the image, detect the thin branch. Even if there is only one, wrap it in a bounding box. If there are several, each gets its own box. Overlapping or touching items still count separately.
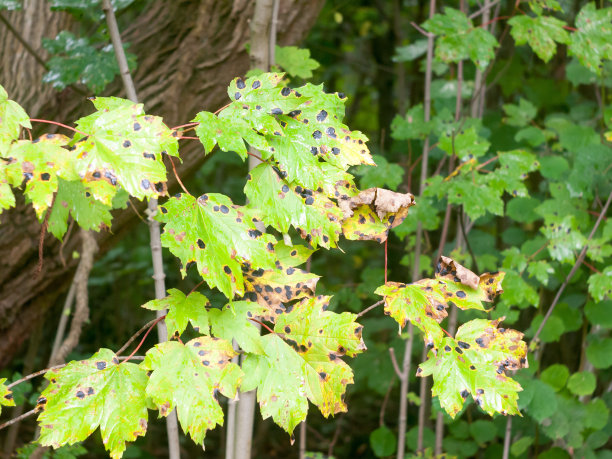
[127,198,146,223]
[122,315,166,364]
[37,193,57,276]
[469,0,501,19]
[384,239,388,283]
[459,208,479,273]
[410,21,434,38]
[357,300,384,318]
[531,189,612,345]
[116,317,160,356]
[379,379,395,427]
[0,13,47,67]
[171,122,199,131]
[502,417,513,459]
[0,409,37,432]
[389,348,403,380]
[327,415,344,458]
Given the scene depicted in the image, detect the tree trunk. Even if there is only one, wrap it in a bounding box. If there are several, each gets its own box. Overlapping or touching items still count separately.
[0,0,324,369]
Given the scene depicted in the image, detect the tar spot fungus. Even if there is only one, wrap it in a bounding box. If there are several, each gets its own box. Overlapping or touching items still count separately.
[281,87,291,96]
[96,361,107,370]
[234,92,242,100]
[197,239,206,249]
[41,172,51,181]
[123,140,131,148]
[223,266,232,274]
[236,78,246,89]
[312,130,322,140]
[252,80,261,89]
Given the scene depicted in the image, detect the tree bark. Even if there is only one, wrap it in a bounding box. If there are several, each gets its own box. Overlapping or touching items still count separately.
[0,0,324,369]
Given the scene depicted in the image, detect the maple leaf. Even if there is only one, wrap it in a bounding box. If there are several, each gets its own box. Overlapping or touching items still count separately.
[47,179,122,240]
[5,134,78,217]
[273,241,315,267]
[142,337,242,446]
[70,97,178,203]
[142,288,210,337]
[0,378,15,415]
[0,160,15,212]
[241,296,366,434]
[375,280,448,346]
[156,193,276,299]
[0,84,31,155]
[209,301,267,354]
[338,187,415,243]
[418,317,527,418]
[245,163,343,248]
[243,260,320,321]
[37,349,148,459]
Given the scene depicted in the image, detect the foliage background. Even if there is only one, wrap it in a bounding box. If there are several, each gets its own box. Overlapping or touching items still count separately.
[1,0,611,458]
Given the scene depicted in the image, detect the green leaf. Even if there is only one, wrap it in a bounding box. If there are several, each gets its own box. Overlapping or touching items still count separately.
[0,161,15,212]
[370,425,397,457]
[192,111,248,159]
[391,104,431,140]
[37,349,148,458]
[500,270,539,308]
[510,436,534,456]
[242,296,366,434]
[508,15,570,62]
[503,99,537,127]
[42,31,136,93]
[156,193,276,299]
[584,300,612,328]
[375,281,448,346]
[541,215,586,264]
[142,288,209,337]
[48,179,114,240]
[515,126,548,146]
[586,336,612,369]
[438,127,490,160]
[588,267,612,302]
[506,197,541,223]
[208,301,266,354]
[519,378,557,422]
[540,364,569,391]
[418,333,524,418]
[71,97,178,203]
[529,315,565,343]
[275,46,320,79]
[539,155,570,180]
[567,371,596,396]
[423,8,498,69]
[0,84,31,155]
[142,337,242,445]
[568,4,612,74]
[584,399,610,430]
[0,378,15,415]
[0,0,22,10]
[527,260,554,286]
[5,134,78,217]
[487,149,540,198]
[354,155,404,191]
[244,163,343,249]
[273,241,314,267]
[393,39,428,62]
[469,420,497,444]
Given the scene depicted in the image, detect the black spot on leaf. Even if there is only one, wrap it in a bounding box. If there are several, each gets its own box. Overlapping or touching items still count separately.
[41,173,50,181]
[316,110,328,122]
[456,290,467,298]
[123,140,131,148]
[252,80,261,89]
[133,122,141,131]
[281,184,289,193]
[76,390,85,399]
[281,87,291,96]
[234,92,242,100]
[220,205,229,214]
[270,108,283,115]
[141,179,151,190]
[312,130,322,139]
[143,152,155,160]
[223,266,232,274]
[444,345,451,352]
[236,78,246,89]
[197,239,206,249]
[458,341,470,349]
[305,196,314,205]
[96,361,107,370]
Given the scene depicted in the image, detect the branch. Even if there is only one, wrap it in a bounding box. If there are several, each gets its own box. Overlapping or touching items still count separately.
[531,189,612,346]
[0,13,47,68]
[357,300,384,318]
[502,416,513,459]
[121,315,166,364]
[469,0,501,19]
[388,347,403,380]
[0,409,37,432]
[116,317,161,356]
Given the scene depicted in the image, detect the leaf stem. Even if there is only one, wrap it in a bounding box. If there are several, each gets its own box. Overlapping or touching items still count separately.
[171,122,199,131]
[121,314,166,363]
[357,300,384,318]
[248,318,275,335]
[167,156,192,196]
[29,119,88,137]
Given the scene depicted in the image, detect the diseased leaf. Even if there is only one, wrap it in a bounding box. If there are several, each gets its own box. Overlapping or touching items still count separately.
[0,84,31,155]
[588,267,612,302]
[541,215,586,264]
[438,127,490,161]
[156,193,276,299]
[142,337,242,445]
[419,318,527,418]
[37,349,148,459]
[243,260,319,321]
[5,134,77,217]
[354,155,404,191]
[0,377,15,415]
[245,163,343,249]
[48,179,115,239]
[71,97,178,203]
[209,301,267,354]
[0,161,16,212]
[273,241,314,267]
[242,296,365,434]
[142,288,210,337]
[375,280,448,346]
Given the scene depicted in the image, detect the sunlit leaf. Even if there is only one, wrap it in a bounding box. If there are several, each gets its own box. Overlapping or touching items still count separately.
[142,288,210,337]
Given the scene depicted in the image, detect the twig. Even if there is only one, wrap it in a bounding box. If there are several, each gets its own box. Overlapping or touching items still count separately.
[171,122,199,131]
[188,279,205,296]
[116,317,161,356]
[0,409,37,432]
[121,315,166,364]
[50,230,97,366]
[127,198,146,223]
[379,379,395,427]
[384,239,388,283]
[502,417,512,459]
[531,189,612,345]
[469,0,501,19]
[327,414,344,458]
[459,208,479,273]
[59,219,75,267]
[357,300,384,318]
[389,348,403,379]
[410,21,433,38]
